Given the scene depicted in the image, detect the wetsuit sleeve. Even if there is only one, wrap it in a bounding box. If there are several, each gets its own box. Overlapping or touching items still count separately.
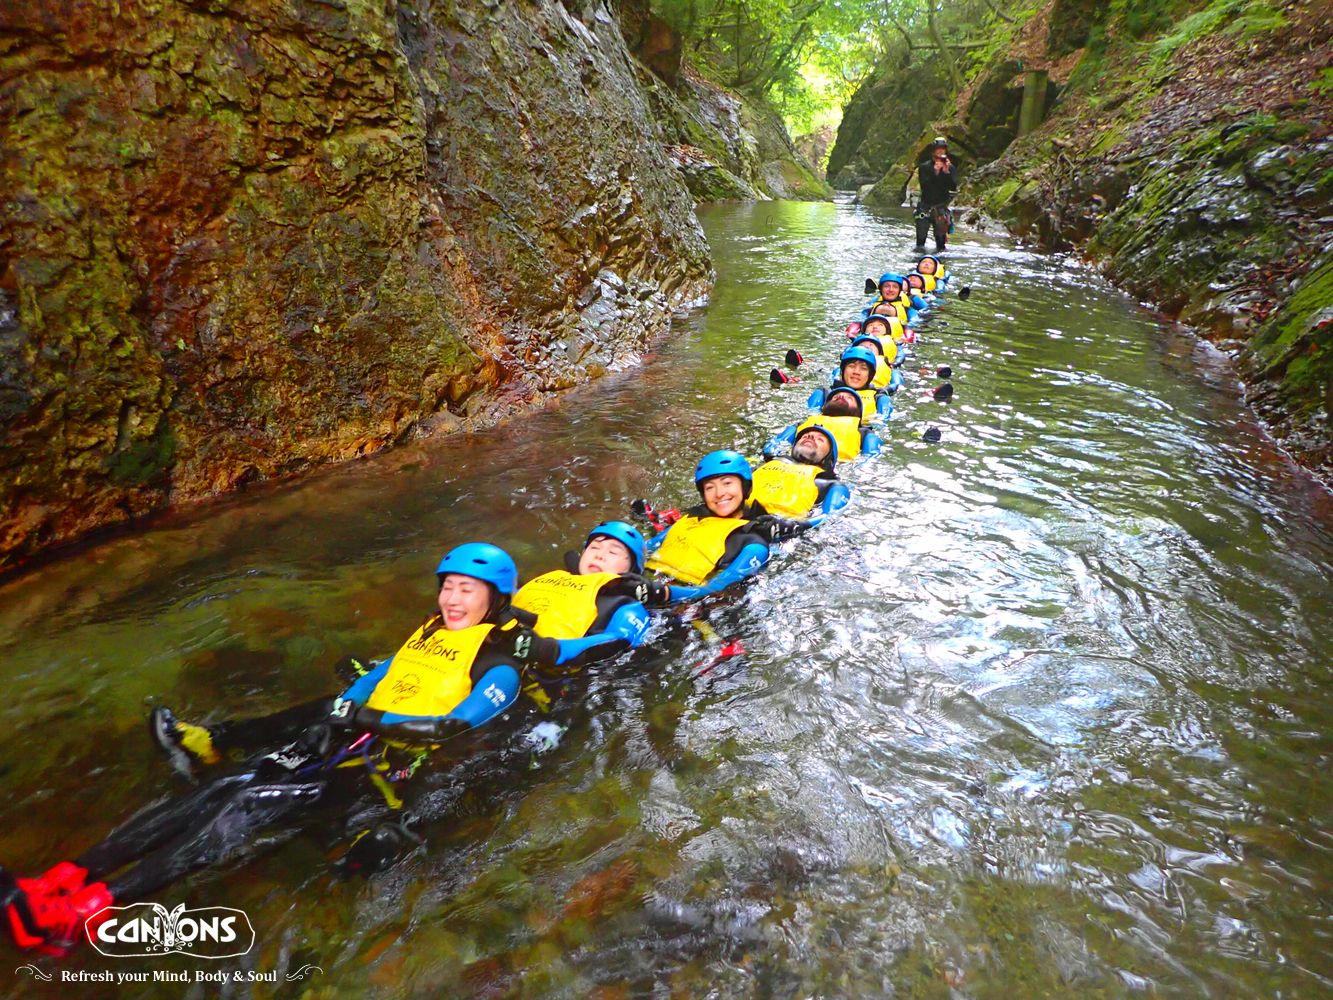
[806,387,828,409]
[555,601,652,668]
[816,481,851,518]
[762,424,797,460]
[338,658,390,705]
[875,392,893,419]
[668,540,770,603]
[860,427,883,458]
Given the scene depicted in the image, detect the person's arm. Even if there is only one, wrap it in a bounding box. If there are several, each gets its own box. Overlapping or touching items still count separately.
[875,391,893,419]
[859,427,883,459]
[806,387,828,410]
[817,481,852,518]
[668,542,770,603]
[336,658,390,706]
[351,651,522,741]
[762,424,797,460]
[554,601,652,668]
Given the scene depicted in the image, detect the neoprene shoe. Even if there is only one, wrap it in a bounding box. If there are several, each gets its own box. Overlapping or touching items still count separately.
[150,706,220,777]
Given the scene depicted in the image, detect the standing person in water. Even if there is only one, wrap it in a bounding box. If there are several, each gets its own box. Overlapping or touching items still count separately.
[644,451,802,603]
[1,543,549,955]
[914,137,957,253]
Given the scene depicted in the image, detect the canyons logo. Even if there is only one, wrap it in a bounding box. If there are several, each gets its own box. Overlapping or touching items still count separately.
[88,903,255,959]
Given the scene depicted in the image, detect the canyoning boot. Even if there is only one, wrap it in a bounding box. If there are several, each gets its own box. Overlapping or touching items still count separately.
[150,706,221,777]
[1,865,114,954]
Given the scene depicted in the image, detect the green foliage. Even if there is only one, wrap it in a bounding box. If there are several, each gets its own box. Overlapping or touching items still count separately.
[1313,68,1333,98]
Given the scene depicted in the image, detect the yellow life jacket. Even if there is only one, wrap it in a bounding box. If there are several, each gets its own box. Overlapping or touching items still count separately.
[917,274,937,292]
[512,570,618,640]
[851,387,880,422]
[751,459,821,518]
[646,514,746,585]
[798,415,861,461]
[365,619,495,718]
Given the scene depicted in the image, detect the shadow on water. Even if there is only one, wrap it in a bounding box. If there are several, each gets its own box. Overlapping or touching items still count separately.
[3,201,1332,997]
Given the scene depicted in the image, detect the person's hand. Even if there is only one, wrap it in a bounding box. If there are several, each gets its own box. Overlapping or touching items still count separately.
[488,624,559,669]
[750,514,809,543]
[612,573,672,608]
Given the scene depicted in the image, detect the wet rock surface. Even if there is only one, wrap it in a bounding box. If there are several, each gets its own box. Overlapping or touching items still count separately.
[0,0,714,571]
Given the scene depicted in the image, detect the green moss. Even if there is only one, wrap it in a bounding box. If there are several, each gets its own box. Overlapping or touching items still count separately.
[1251,254,1333,417]
[106,420,176,488]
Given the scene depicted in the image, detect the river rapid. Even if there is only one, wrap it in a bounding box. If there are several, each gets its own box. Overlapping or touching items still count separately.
[1,201,1330,998]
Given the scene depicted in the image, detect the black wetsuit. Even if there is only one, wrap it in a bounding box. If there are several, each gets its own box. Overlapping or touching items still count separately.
[916,157,958,250]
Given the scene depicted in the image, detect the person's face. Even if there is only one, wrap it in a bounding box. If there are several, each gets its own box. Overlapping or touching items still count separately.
[823,395,856,418]
[579,536,633,575]
[918,258,936,275]
[934,145,948,160]
[793,431,831,465]
[701,474,745,518]
[873,303,896,316]
[880,280,902,299]
[438,574,492,629]
[843,360,872,389]
[907,274,925,289]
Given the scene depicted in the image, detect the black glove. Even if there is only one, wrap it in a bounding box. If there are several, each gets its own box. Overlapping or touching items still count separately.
[610,573,672,608]
[487,624,559,669]
[750,514,810,543]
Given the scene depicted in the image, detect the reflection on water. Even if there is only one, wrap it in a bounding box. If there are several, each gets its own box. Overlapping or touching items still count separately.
[2,202,1331,997]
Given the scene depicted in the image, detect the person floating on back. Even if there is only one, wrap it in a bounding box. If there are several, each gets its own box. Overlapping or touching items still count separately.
[1,543,551,955]
[644,451,803,603]
[749,425,851,522]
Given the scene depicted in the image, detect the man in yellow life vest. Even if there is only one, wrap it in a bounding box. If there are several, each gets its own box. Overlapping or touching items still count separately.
[643,450,804,603]
[749,425,851,522]
[807,345,895,419]
[764,388,883,463]
[2,544,550,953]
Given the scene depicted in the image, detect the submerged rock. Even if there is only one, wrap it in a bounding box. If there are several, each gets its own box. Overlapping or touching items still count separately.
[0,0,714,571]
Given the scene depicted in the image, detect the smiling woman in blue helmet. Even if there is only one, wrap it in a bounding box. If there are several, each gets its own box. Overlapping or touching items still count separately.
[2,542,549,954]
[645,450,804,603]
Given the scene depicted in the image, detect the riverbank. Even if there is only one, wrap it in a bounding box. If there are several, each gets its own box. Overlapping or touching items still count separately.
[827,0,1332,484]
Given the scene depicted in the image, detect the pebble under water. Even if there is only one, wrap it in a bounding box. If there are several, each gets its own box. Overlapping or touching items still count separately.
[1,200,1330,998]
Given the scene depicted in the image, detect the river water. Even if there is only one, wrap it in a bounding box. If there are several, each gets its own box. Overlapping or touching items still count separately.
[2,201,1330,998]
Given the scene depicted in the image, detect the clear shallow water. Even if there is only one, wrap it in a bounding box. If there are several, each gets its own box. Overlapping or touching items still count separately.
[2,201,1331,998]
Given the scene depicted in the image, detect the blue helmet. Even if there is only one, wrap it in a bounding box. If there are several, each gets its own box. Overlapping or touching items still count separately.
[822,386,865,420]
[586,520,646,574]
[840,345,878,381]
[435,542,518,596]
[850,334,885,356]
[793,423,838,469]
[694,449,752,497]
[877,271,907,291]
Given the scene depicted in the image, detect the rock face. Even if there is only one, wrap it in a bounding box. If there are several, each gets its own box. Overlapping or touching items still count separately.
[0,0,713,572]
[964,0,1332,480]
[826,56,950,190]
